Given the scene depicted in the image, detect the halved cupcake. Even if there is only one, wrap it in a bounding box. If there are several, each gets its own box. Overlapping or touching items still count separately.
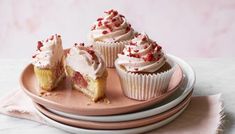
[32,34,65,91]
[89,9,135,67]
[115,33,175,100]
[65,43,108,102]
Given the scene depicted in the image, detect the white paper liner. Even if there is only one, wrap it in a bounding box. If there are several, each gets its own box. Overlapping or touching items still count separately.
[115,57,176,100]
[93,40,130,68]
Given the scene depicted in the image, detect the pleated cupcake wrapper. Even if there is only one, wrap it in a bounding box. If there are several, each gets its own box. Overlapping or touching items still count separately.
[93,40,130,68]
[115,58,176,100]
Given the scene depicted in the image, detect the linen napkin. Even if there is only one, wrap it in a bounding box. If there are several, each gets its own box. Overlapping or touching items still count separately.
[0,90,223,134]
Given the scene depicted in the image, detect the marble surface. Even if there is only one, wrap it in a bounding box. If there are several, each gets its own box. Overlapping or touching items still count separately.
[0,58,234,134]
[1,0,235,59]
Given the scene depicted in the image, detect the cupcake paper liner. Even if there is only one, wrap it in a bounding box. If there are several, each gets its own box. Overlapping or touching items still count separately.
[115,57,176,100]
[93,40,130,68]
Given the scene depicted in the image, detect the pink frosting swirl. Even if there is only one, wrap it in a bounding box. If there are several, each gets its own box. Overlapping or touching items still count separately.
[66,43,106,79]
[32,34,63,69]
[117,33,166,73]
[89,9,134,42]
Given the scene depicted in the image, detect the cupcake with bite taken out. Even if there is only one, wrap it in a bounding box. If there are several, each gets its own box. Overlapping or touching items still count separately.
[89,9,135,67]
[32,34,65,91]
[115,32,175,100]
[65,43,108,102]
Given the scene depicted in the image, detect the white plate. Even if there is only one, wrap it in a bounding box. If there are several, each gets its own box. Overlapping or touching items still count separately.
[35,101,189,134]
[44,54,195,122]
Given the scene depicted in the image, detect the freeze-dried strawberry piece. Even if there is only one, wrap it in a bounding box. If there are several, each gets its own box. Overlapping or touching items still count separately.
[120,14,125,18]
[32,54,36,58]
[115,23,121,27]
[105,9,114,14]
[112,11,118,16]
[87,49,95,55]
[130,42,136,46]
[145,53,154,61]
[112,18,117,22]
[80,43,85,46]
[98,21,102,27]
[97,18,103,21]
[142,36,147,42]
[157,45,162,52]
[37,41,43,50]
[134,49,139,53]
[125,26,131,33]
[50,35,54,40]
[102,30,108,34]
[91,25,96,30]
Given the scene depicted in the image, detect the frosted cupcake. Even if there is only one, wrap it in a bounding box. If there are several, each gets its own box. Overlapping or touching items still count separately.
[115,33,175,100]
[32,34,65,91]
[65,43,108,102]
[89,9,134,67]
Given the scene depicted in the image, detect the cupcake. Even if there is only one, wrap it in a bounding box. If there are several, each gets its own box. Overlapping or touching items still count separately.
[115,33,175,100]
[32,34,65,91]
[65,43,108,102]
[89,9,135,67]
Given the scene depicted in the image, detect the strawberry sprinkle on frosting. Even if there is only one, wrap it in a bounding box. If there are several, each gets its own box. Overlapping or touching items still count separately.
[89,9,134,42]
[117,33,166,73]
[32,34,63,69]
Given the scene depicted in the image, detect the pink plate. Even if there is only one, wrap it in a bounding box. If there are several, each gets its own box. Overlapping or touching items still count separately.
[20,62,183,116]
[34,91,192,130]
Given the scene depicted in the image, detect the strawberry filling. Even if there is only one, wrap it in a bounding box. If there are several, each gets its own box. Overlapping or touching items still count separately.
[72,72,88,88]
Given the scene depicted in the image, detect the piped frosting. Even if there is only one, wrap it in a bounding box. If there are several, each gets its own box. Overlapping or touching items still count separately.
[66,43,106,79]
[32,34,63,69]
[89,9,134,42]
[117,33,166,73]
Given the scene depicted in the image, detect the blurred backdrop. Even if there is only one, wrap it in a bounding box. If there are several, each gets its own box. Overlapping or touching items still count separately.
[0,0,235,59]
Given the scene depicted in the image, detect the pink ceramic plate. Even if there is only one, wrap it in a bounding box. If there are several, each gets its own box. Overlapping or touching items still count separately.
[34,91,192,130]
[20,58,183,116]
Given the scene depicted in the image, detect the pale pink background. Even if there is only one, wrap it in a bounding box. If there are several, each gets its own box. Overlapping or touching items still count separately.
[0,0,235,59]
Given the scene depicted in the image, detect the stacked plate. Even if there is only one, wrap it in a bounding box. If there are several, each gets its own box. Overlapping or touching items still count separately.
[20,55,195,134]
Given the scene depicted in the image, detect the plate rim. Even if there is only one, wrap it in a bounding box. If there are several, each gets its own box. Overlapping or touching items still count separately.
[34,91,192,130]
[35,101,189,134]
